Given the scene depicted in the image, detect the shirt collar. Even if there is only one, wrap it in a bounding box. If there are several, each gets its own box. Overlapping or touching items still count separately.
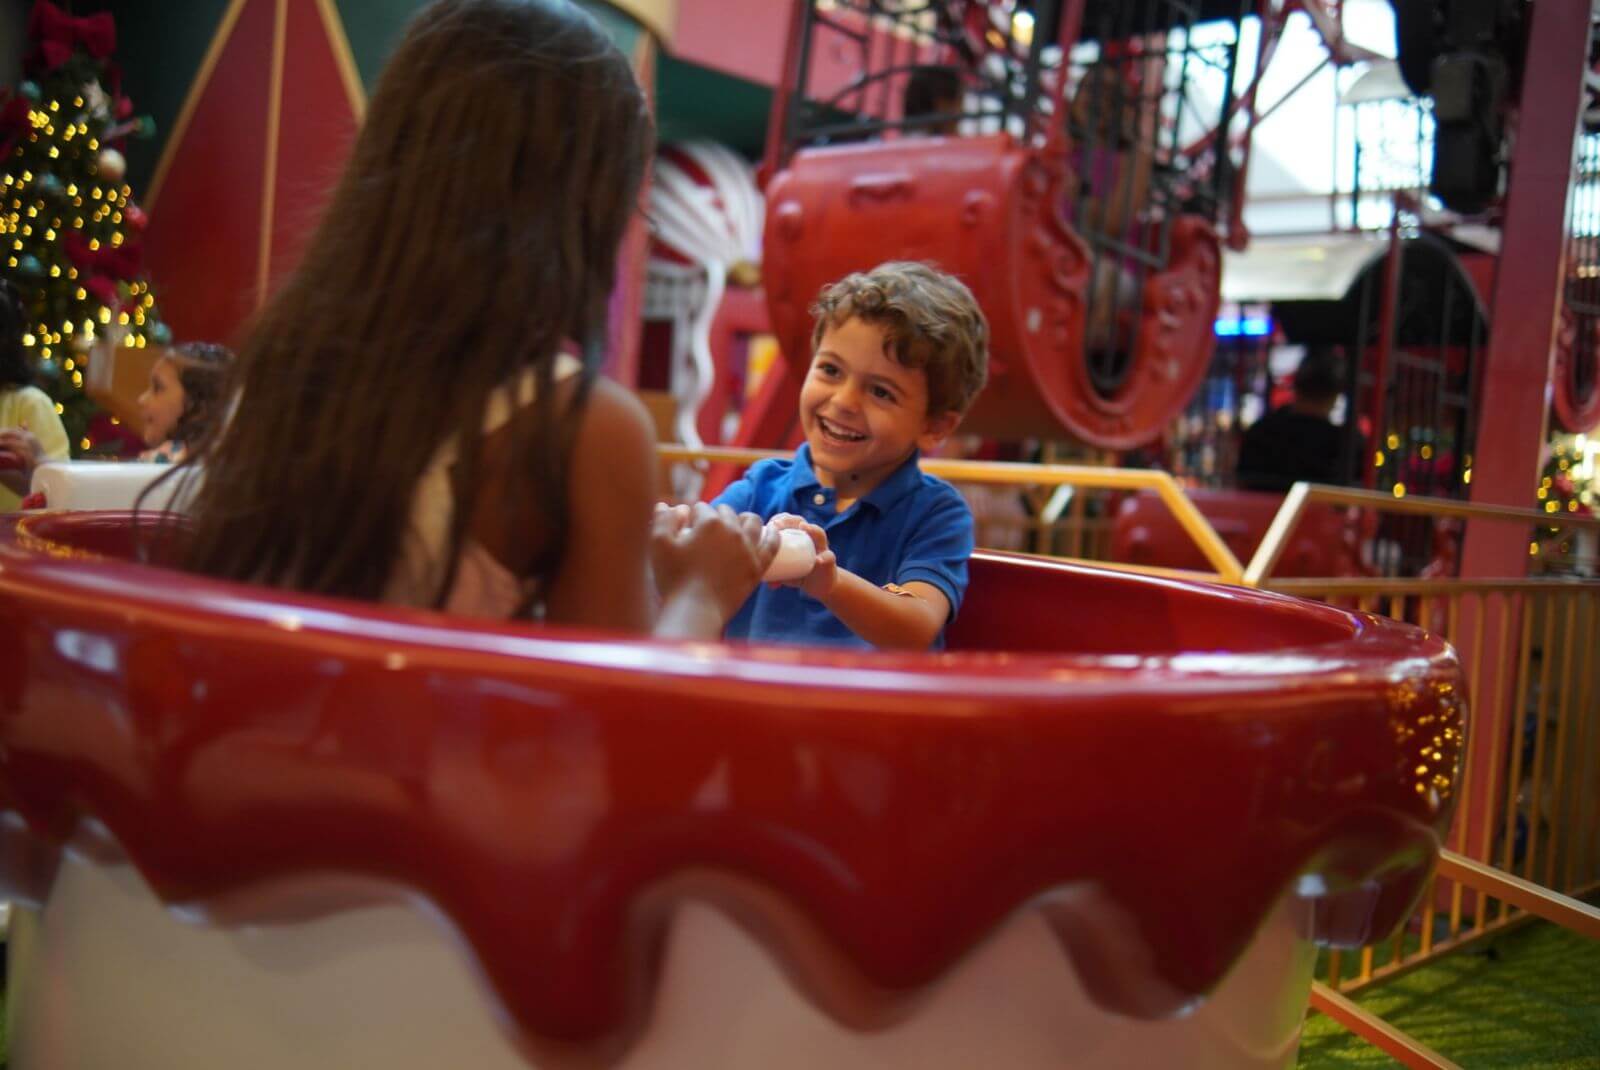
[789,444,923,513]
[859,449,924,512]
[790,443,822,491]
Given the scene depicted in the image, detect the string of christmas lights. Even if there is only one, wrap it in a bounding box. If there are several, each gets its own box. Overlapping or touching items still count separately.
[2,1,167,455]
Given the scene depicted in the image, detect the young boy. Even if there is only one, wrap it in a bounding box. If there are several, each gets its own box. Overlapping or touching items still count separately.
[712,261,989,649]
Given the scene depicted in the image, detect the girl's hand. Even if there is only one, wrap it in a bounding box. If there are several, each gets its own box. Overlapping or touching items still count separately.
[648,502,692,594]
[769,512,838,599]
[0,429,44,461]
[652,502,779,622]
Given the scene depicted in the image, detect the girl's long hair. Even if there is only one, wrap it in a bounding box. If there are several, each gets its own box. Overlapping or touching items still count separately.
[165,342,234,446]
[178,0,652,603]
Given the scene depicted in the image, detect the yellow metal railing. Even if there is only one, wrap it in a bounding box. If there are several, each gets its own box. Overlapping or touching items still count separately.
[1246,487,1598,1016]
[1244,481,1600,585]
[658,444,1246,583]
[1307,984,1464,1070]
[1259,577,1599,1003]
[660,445,1600,1068]
[1436,849,1600,941]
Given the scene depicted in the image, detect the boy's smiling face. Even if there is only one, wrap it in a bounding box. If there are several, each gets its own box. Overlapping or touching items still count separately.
[799,316,958,496]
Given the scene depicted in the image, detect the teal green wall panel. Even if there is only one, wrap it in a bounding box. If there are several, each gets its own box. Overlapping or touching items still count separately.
[336,0,418,89]
[655,54,770,158]
[87,1,757,192]
[341,0,642,91]
[106,0,234,192]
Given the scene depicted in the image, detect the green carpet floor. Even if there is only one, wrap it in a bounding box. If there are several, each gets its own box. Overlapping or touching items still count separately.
[1297,921,1600,1068]
[0,921,1593,1067]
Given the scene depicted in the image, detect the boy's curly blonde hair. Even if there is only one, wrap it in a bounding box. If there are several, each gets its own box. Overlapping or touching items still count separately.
[810,261,989,417]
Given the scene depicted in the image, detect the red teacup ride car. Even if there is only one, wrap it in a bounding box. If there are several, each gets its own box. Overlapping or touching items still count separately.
[0,510,1464,1069]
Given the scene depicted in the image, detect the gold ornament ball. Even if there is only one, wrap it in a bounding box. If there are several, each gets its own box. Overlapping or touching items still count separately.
[96,148,127,183]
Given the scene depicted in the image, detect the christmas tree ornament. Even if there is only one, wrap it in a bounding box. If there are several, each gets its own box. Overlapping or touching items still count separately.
[95,147,126,182]
[84,275,119,307]
[148,321,172,346]
[0,97,30,159]
[124,203,148,232]
[35,172,65,199]
[106,115,158,142]
[19,80,42,103]
[84,79,111,120]
[16,253,44,278]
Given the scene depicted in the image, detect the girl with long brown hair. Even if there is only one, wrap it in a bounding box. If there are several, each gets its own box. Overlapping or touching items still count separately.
[178,0,775,635]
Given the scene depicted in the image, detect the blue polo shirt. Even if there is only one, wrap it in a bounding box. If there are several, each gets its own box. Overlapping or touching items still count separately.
[711,444,974,648]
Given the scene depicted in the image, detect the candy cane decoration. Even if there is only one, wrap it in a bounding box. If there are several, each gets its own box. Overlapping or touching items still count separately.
[647,142,764,456]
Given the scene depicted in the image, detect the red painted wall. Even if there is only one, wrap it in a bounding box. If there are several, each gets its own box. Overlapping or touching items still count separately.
[141,0,276,346]
[142,0,358,347]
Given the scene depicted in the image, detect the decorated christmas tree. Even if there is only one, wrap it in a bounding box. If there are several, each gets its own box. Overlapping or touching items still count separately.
[1533,431,1597,571]
[1,1,168,455]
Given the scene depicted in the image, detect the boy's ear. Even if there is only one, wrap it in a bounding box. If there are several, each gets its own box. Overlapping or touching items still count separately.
[919,409,961,451]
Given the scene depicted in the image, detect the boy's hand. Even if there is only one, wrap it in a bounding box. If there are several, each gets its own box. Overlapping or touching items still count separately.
[768,512,838,599]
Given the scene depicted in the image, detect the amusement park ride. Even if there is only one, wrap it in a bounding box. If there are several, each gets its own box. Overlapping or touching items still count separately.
[654,0,1248,456]
[0,1,1594,1068]
[643,0,1599,573]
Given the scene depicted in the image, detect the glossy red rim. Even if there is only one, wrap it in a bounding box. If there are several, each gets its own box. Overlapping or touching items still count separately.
[0,513,1465,1060]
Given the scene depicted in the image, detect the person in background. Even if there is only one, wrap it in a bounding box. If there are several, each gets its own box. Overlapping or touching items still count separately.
[137,342,234,463]
[903,66,963,135]
[0,278,70,510]
[1064,60,1156,350]
[1236,345,1357,493]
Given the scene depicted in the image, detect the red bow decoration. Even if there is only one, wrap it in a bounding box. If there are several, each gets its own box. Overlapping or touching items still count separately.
[0,94,29,134]
[64,232,144,280]
[0,93,30,160]
[29,1,117,71]
[83,275,121,309]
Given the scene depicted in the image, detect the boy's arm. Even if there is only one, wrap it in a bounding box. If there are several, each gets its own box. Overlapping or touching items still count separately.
[784,489,973,650]
[816,571,950,650]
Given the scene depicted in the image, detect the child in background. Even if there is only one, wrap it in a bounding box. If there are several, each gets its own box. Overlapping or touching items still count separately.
[0,278,70,511]
[177,0,776,636]
[902,66,963,136]
[137,342,234,463]
[709,261,990,649]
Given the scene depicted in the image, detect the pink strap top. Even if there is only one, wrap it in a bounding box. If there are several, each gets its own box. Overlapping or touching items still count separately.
[384,355,581,618]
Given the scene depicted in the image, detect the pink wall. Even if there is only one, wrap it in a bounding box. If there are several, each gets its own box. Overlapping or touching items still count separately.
[671,0,892,107]
[671,0,794,87]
